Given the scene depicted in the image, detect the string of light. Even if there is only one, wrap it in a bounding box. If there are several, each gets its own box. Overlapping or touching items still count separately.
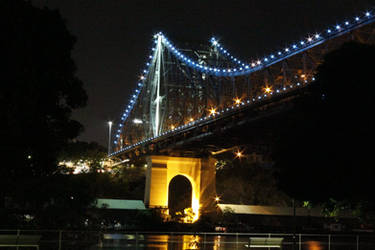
[109,78,312,157]
[160,10,373,77]
[210,37,248,67]
[111,9,374,153]
[210,10,373,70]
[112,36,160,146]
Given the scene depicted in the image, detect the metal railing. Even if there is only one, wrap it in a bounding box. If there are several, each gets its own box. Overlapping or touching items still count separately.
[1,230,374,249]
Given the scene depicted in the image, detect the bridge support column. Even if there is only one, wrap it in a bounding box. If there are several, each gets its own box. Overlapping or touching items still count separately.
[200,157,217,214]
[144,155,216,220]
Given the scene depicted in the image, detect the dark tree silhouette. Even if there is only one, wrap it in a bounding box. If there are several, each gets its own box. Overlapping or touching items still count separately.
[273,42,375,212]
[216,156,290,206]
[0,0,87,211]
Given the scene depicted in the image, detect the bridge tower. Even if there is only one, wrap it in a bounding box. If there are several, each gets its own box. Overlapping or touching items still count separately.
[144,155,216,221]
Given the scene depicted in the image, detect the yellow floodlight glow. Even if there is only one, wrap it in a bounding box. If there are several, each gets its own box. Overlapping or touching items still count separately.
[264,87,272,93]
[234,97,241,105]
[209,107,217,115]
[234,149,244,159]
[191,197,200,222]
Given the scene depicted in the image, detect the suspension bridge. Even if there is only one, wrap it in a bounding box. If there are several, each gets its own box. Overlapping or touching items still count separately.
[108,10,375,221]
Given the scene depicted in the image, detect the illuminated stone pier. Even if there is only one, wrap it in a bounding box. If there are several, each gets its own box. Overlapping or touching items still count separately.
[144,155,216,221]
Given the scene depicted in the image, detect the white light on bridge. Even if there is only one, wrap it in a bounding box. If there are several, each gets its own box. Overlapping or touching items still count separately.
[133,119,143,124]
[112,8,373,156]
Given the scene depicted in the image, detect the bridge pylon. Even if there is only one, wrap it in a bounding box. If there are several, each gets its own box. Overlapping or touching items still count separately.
[144,155,216,222]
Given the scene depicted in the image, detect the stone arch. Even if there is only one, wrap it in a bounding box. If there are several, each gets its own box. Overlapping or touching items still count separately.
[168,174,192,216]
[144,155,216,221]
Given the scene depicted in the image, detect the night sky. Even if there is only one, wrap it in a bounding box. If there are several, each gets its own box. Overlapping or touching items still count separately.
[31,0,373,146]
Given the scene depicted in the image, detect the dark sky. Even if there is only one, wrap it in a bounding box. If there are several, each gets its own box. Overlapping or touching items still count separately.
[32,0,373,146]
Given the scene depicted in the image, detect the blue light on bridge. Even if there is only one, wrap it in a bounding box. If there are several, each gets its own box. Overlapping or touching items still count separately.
[206,10,374,75]
[111,9,375,154]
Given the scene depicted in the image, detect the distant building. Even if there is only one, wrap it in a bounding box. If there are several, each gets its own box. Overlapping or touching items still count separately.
[58,158,113,174]
[217,204,353,218]
[92,199,147,230]
[96,199,146,210]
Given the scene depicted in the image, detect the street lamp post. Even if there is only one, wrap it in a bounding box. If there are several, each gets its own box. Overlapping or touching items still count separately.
[107,121,112,155]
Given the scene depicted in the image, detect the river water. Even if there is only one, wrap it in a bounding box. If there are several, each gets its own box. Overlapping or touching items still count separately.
[89,233,375,250]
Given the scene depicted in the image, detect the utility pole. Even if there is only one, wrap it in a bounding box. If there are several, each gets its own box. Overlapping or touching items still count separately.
[293,198,296,250]
[107,121,112,155]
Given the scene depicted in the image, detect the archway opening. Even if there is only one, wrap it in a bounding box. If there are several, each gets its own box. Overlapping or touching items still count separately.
[168,175,192,218]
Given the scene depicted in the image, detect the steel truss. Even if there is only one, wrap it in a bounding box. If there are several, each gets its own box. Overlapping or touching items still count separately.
[114,23,375,155]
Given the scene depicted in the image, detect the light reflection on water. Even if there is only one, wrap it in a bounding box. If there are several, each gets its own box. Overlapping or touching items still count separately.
[147,235,202,250]
[182,235,200,250]
[96,234,239,250]
[305,241,323,250]
[94,234,369,250]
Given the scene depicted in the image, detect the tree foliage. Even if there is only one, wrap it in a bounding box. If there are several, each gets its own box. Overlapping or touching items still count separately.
[272,42,375,211]
[216,154,290,206]
[58,141,107,173]
[0,0,88,225]
[0,1,87,185]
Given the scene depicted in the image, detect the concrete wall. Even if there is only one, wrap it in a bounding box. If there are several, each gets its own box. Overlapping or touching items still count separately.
[144,155,216,219]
